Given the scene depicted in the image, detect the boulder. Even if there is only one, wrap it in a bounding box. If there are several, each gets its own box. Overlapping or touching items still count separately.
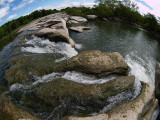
[0,92,40,120]
[69,26,90,32]
[60,82,157,120]
[54,50,129,77]
[87,15,97,21]
[67,16,87,24]
[9,76,135,119]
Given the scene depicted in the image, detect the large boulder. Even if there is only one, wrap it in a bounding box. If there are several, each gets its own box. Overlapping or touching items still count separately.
[9,76,135,119]
[54,50,129,77]
[60,82,157,120]
[0,92,40,120]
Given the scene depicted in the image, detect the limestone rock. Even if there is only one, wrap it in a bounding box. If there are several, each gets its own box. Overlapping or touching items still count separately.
[0,92,40,120]
[9,76,135,119]
[87,15,97,21]
[55,50,129,77]
[68,16,87,24]
[155,62,160,100]
[60,82,156,120]
[69,26,90,32]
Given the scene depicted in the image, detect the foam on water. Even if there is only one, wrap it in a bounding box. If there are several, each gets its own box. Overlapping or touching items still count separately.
[32,71,119,85]
[125,51,155,84]
[10,83,25,92]
[75,43,83,49]
[21,36,78,60]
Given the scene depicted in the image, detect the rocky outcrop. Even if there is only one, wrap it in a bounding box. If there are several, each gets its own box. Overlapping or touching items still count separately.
[87,15,97,21]
[69,26,90,32]
[54,50,129,77]
[67,16,87,24]
[18,13,88,48]
[6,50,128,85]
[0,92,40,120]
[60,82,157,120]
[9,76,135,119]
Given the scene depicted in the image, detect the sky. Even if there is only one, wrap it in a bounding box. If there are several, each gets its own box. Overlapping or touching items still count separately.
[0,0,160,26]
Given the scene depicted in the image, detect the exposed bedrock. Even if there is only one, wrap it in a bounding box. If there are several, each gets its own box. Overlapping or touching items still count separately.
[9,76,135,119]
[18,13,88,48]
[5,50,129,86]
[0,91,40,120]
[54,50,129,77]
[60,82,157,120]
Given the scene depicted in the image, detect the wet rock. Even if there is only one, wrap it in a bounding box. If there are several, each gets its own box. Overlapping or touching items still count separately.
[5,53,63,86]
[60,82,156,120]
[87,15,97,21]
[54,50,129,77]
[69,26,90,33]
[155,62,160,101]
[9,76,135,119]
[142,99,158,120]
[0,92,40,120]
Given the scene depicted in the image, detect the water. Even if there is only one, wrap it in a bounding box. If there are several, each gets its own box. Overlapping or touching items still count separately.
[0,21,160,119]
[70,21,160,84]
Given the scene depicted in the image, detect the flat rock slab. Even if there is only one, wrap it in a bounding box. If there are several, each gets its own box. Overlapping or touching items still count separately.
[70,26,90,32]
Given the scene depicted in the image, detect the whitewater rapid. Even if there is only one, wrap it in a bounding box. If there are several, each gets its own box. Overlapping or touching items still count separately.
[7,35,158,119]
[21,36,155,85]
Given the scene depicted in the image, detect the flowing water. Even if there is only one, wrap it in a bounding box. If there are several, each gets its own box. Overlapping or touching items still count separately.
[0,21,160,119]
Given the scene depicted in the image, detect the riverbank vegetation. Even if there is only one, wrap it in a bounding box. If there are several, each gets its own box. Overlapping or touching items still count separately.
[0,0,160,50]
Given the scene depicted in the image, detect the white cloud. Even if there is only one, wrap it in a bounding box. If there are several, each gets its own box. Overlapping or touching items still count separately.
[35,2,96,11]
[131,0,160,17]
[0,0,14,5]
[12,3,26,10]
[7,14,17,20]
[13,0,34,10]
[0,5,9,19]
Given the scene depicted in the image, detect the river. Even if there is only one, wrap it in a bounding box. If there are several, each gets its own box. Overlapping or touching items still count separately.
[0,20,160,119]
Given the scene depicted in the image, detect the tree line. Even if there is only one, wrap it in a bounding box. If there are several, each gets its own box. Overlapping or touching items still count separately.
[0,0,160,44]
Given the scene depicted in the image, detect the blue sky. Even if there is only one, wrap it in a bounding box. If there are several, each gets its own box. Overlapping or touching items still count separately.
[0,0,160,26]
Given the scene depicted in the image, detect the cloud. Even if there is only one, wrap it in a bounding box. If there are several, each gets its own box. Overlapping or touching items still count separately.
[12,3,26,10]
[132,0,160,17]
[0,5,9,20]
[0,0,14,5]
[7,14,17,20]
[12,0,34,10]
[35,2,96,11]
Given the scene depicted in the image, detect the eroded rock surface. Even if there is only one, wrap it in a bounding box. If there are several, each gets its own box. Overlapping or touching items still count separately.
[54,50,129,77]
[0,92,40,120]
[60,82,157,120]
[19,13,88,47]
[9,76,135,119]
